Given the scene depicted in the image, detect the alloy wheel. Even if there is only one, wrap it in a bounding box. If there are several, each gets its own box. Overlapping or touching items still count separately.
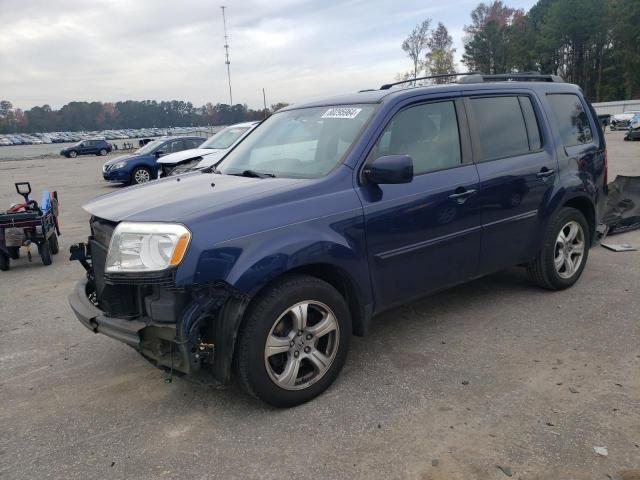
[264,301,339,391]
[134,169,151,184]
[554,220,585,279]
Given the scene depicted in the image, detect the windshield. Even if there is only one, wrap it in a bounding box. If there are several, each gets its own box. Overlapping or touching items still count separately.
[217,105,376,178]
[201,126,251,149]
[135,138,165,155]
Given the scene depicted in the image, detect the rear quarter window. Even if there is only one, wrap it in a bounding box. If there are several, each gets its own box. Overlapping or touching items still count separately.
[547,93,593,147]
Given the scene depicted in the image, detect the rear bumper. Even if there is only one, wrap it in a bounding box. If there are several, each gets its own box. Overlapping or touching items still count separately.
[68,278,146,346]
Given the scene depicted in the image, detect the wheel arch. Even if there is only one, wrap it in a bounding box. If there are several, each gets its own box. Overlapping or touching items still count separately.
[562,195,596,244]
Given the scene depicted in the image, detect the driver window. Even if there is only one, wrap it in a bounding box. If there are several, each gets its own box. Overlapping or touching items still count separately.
[162,140,184,154]
[371,101,462,175]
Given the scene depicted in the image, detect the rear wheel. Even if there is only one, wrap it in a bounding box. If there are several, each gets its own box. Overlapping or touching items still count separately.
[131,167,152,185]
[0,253,9,271]
[236,275,351,407]
[48,233,59,255]
[527,207,589,290]
[39,241,52,266]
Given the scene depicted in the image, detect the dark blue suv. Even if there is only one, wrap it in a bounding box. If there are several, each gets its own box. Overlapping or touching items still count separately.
[69,74,607,407]
[102,136,204,185]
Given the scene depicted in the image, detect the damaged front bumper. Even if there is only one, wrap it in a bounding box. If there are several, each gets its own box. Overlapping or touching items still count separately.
[68,242,249,384]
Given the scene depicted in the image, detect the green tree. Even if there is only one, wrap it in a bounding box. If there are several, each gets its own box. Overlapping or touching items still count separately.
[402,20,432,82]
[425,22,456,82]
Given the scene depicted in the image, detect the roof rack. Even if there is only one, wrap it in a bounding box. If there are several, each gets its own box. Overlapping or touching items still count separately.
[379,72,564,90]
[380,72,480,90]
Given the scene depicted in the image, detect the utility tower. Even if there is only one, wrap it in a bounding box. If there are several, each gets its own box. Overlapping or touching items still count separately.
[221,6,233,106]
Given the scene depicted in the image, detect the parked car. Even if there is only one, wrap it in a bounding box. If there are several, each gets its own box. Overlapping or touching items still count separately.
[158,122,259,176]
[101,136,205,185]
[69,74,606,407]
[610,111,640,131]
[61,139,113,158]
[624,112,640,141]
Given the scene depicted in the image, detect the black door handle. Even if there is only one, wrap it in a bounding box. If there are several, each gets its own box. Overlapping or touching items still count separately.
[449,188,477,204]
[537,168,556,178]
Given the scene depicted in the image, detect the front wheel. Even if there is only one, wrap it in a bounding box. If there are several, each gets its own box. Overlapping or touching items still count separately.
[235,275,351,407]
[68,150,77,158]
[48,233,59,255]
[99,148,107,156]
[131,167,152,185]
[39,241,52,266]
[527,207,589,290]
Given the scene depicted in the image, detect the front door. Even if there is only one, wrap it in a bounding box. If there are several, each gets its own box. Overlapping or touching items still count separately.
[357,98,482,310]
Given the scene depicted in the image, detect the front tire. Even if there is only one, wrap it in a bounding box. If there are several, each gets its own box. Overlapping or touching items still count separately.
[48,233,59,255]
[39,241,52,266]
[235,275,351,407]
[131,167,152,185]
[68,150,77,158]
[527,207,589,290]
[99,148,107,156]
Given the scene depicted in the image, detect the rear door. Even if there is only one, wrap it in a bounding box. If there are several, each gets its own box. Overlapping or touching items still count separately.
[357,96,483,310]
[464,93,559,274]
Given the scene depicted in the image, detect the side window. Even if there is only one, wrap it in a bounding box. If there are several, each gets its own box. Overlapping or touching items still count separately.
[187,139,203,149]
[162,140,185,154]
[547,94,593,146]
[371,101,462,175]
[518,96,542,151]
[468,96,530,161]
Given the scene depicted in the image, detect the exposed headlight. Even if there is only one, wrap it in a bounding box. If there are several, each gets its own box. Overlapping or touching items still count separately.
[105,222,191,273]
[111,161,127,170]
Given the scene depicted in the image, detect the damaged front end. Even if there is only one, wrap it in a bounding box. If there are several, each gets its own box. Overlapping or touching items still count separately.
[68,217,248,384]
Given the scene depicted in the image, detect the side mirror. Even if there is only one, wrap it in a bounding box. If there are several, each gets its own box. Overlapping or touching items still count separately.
[363,155,413,184]
[155,150,165,157]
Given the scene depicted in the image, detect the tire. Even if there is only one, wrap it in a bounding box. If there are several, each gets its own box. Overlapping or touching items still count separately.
[235,274,351,407]
[8,246,20,259]
[131,167,152,185]
[48,233,59,255]
[69,150,77,158]
[0,253,9,271]
[39,241,52,266]
[527,207,590,290]
[99,148,107,156]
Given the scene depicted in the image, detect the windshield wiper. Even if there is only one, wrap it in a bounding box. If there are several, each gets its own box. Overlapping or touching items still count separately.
[201,165,221,174]
[235,169,276,179]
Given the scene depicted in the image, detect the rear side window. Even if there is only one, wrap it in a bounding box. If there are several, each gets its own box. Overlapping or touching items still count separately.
[547,94,593,146]
[370,101,462,175]
[468,96,534,161]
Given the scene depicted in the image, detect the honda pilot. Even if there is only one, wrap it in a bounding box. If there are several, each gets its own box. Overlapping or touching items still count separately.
[68,73,607,407]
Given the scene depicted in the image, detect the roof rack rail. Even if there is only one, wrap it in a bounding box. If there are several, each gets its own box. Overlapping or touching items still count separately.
[379,72,564,90]
[481,73,564,83]
[380,72,481,90]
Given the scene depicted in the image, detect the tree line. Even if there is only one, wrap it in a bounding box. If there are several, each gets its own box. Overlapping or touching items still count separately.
[398,0,640,102]
[0,100,289,134]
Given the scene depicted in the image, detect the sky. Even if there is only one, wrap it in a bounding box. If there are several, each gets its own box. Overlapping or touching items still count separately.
[0,0,537,111]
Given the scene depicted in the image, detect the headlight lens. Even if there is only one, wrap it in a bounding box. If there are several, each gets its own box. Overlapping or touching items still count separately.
[105,222,191,272]
[111,161,127,170]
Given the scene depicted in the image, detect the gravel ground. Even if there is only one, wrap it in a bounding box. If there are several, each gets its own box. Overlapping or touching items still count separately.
[0,131,638,480]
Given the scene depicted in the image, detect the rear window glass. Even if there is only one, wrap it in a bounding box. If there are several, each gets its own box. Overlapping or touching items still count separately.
[468,96,530,161]
[547,94,593,146]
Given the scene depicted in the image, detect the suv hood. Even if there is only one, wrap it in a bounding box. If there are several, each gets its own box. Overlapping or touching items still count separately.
[157,148,221,165]
[83,172,303,223]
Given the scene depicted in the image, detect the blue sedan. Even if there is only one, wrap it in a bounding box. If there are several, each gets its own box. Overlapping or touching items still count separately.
[102,136,204,185]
